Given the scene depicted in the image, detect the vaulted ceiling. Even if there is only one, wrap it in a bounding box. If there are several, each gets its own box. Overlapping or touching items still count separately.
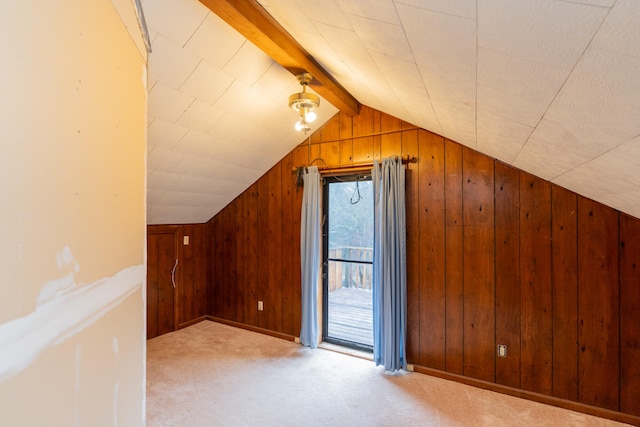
[143,0,640,225]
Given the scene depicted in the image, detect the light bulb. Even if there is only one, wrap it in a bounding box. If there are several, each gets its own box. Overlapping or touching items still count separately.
[305,111,317,123]
[295,119,310,132]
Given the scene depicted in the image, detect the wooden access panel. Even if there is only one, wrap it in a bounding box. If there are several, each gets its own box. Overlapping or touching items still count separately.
[174,223,207,327]
[147,228,177,339]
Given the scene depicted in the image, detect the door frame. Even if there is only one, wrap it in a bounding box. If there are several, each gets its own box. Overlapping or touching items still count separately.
[321,175,374,352]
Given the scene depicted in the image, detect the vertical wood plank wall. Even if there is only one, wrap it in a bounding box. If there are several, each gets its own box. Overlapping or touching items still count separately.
[195,106,639,419]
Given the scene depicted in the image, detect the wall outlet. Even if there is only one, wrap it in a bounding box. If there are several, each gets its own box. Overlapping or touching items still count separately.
[498,344,507,358]
[258,300,263,311]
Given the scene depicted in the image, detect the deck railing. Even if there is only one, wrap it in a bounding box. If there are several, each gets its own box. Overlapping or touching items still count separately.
[327,247,373,292]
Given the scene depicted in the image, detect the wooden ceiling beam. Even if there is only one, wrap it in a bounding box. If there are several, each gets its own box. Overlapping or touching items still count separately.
[199,0,361,116]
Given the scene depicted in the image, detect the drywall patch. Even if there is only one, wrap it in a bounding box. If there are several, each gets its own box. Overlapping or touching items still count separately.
[112,336,119,362]
[0,249,144,381]
[37,245,80,305]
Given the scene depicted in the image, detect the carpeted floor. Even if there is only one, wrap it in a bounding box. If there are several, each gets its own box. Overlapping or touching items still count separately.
[146,321,627,426]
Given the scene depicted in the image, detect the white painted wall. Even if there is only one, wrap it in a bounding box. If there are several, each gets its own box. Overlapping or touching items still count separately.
[0,1,147,425]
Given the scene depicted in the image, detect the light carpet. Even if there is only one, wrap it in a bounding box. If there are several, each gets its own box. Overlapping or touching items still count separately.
[146,320,627,426]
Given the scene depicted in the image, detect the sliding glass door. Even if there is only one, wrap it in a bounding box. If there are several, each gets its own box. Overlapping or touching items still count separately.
[322,175,373,351]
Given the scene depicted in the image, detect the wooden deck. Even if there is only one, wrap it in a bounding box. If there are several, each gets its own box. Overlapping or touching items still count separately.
[327,287,373,347]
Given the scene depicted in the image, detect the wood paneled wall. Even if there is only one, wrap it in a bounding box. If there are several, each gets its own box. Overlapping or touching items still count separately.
[147,224,207,332]
[205,106,640,420]
[206,153,303,335]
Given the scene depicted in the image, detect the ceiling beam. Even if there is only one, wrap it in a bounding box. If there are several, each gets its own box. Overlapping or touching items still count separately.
[199,0,361,116]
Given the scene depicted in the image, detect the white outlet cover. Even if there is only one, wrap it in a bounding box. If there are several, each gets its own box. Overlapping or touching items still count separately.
[498,345,507,358]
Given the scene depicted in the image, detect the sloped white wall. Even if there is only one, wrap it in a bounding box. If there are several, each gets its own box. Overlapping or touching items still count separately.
[0,1,147,425]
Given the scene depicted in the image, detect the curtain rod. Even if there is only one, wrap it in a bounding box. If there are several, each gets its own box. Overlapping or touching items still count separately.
[292,154,417,175]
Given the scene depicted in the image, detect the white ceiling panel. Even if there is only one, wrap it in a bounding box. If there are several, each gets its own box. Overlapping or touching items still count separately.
[147,205,219,225]
[335,0,400,24]
[513,117,590,181]
[552,137,640,218]
[591,0,640,57]
[418,58,476,112]
[222,41,275,87]
[346,14,413,61]
[148,171,183,192]
[141,0,208,46]
[294,0,351,29]
[542,48,640,142]
[214,80,261,115]
[147,118,189,150]
[182,13,246,69]
[398,3,476,67]
[601,191,640,220]
[396,0,475,19]
[145,0,640,224]
[173,130,215,157]
[477,84,546,128]
[148,171,241,197]
[148,83,195,123]
[477,110,534,164]
[148,35,201,89]
[314,21,369,60]
[172,154,231,178]
[205,116,245,145]
[147,146,186,173]
[180,62,234,105]
[176,99,225,134]
[568,0,615,7]
[477,47,566,109]
[392,87,442,133]
[436,108,476,149]
[252,63,296,101]
[478,0,607,70]
[260,1,317,34]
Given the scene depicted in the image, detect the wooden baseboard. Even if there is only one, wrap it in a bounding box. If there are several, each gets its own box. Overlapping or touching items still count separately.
[412,365,640,426]
[205,316,298,342]
[178,316,209,329]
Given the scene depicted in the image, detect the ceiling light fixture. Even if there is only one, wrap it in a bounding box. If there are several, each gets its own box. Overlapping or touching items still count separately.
[289,72,319,133]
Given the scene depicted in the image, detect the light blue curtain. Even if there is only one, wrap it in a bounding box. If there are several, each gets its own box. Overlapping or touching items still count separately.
[300,166,321,348]
[372,158,407,371]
